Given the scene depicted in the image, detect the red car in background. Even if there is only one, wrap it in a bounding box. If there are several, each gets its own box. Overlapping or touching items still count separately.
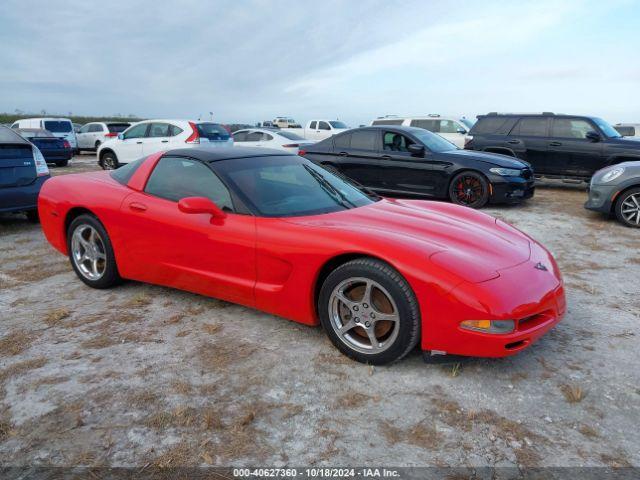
[38,148,565,364]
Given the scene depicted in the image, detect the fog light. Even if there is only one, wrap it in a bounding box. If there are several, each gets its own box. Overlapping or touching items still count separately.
[460,319,515,334]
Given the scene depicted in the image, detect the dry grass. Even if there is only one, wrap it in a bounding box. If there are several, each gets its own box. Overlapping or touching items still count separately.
[334,391,372,409]
[172,380,193,395]
[578,424,599,438]
[126,292,152,308]
[43,307,71,326]
[560,384,587,403]
[175,330,189,338]
[0,330,33,356]
[185,305,205,316]
[0,420,14,442]
[128,390,159,406]
[380,419,441,450]
[6,258,68,282]
[81,334,119,350]
[198,338,256,370]
[151,441,195,468]
[0,357,48,384]
[201,323,222,335]
[165,313,185,324]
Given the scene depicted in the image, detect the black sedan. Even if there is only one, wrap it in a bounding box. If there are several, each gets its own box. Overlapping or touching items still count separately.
[15,128,73,167]
[300,126,534,208]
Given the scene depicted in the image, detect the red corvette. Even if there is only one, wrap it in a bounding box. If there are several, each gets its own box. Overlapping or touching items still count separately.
[38,148,566,364]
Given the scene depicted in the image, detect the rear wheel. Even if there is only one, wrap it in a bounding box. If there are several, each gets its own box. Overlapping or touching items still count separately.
[318,258,420,365]
[449,171,489,208]
[615,187,640,228]
[100,151,119,170]
[55,159,69,167]
[67,214,121,288]
[25,210,39,223]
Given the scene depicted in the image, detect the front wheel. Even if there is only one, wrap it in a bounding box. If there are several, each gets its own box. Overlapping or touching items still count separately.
[100,151,119,170]
[318,258,420,365]
[448,171,489,208]
[67,214,122,288]
[615,187,640,227]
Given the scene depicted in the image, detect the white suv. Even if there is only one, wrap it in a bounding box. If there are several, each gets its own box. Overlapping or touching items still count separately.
[77,122,131,151]
[97,119,233,169]
[371,114,475,148]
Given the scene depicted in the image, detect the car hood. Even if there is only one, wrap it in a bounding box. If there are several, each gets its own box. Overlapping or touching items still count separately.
[443,149,529,168]
[606,136,640,147]
[286,198,532,282]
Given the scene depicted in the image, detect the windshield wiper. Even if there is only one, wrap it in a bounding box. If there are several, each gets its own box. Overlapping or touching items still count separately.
[303,164,357,209]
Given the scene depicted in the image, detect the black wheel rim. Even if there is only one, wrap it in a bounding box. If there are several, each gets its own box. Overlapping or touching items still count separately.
[455,176,484,205]
[103,156,116,170]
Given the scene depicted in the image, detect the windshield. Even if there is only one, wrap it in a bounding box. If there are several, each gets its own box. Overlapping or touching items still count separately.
[214,156,376,217]
[43,120,72,133]
[412,129,458,152]
[197,123,230,141]
[277,131,304,140]
[107,123,130,133]
[329,121,348,129]
[592,117,621,138]
[460,118,475,129]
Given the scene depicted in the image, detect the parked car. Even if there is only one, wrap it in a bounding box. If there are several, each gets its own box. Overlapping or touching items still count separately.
[371,114,474,148]
[0,125,50,221]
[38,147,565,364]
[77,122,131,151]
[73,123,83,134]
[289,120,350,141]
[258,121,279,129]
[97,120,233,169]
[585,161,640,227]
[273,117,301,128]
[613,123,640,137]
[465,112,640,181]
[301,126,534,208]
[232,128,315,154]
[15,128,73,166]
[11,118,78,151]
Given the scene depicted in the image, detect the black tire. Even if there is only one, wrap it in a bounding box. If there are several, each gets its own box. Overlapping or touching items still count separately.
[55,159,69,167]
[448,171,490,208]
[25,210,39,223]
[318,258,420,365]
[67,214,122,289]
[615,187,640,228]
[100,151,119,170]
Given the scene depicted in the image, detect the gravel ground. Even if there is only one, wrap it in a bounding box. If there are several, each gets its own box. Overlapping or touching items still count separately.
[0,154,638,469]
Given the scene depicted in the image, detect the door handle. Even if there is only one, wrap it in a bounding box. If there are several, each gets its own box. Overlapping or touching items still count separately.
[129,202,147,212]
[549,141,562,147]
[507,139,521,144]
[381,155,392,160]
[136,141,143,144]
[338,152,348,156]
[161,140,169,143]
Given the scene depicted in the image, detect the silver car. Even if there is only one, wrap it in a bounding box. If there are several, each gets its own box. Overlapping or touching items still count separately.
[585,161,640,227]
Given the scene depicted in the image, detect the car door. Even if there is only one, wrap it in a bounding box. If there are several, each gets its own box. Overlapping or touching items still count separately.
[329,130,383,189]
[505,117,550,173]
[378,131,440,196]
[548,117,604,177]
[142,122,172,156]
[120,156,256,305]
[315,121,332,140]
[76,124,91,148]
[89,123,105,148]
[117,123,149,163]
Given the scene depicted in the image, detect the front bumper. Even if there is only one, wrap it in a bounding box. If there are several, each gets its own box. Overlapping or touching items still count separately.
[584,183,617,213]
[0,176,49,213]
[422,243,565,357]
[489,176,535,205]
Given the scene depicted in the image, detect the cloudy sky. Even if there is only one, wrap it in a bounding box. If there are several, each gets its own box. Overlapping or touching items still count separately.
[1,0,638,126]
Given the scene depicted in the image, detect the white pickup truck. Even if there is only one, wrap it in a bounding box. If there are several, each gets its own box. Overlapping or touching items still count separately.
[289,120,350,141]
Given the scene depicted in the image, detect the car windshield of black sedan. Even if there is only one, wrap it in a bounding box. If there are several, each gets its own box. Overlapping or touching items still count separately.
[215,156,375,217]
[412,129,459,152]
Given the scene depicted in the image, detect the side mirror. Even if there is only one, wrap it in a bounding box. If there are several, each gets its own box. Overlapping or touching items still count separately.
[457,128,467,134]
[407,144,425,157]
[585,131,601,142]
[178,197,226,220]
[117,133,124,140]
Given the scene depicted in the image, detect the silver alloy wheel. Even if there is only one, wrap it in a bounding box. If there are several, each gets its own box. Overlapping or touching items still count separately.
[329,277,400,354]
[621,193,640,225]
[71,225,107,280]
[102,155,116,170]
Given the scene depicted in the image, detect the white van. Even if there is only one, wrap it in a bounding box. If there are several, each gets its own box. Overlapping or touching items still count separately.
[11,118,77,150]
[371,114,475,148]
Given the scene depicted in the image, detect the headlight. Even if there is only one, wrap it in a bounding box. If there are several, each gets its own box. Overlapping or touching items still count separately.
[460,319,515,334]
[601,167,624,182]
[489,167,521,176]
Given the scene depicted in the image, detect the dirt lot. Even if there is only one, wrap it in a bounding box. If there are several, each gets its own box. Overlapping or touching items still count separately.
[0,154,638,469]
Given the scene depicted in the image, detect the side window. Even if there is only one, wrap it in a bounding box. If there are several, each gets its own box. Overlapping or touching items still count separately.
[145,157,234,211]
[510,118,548,137]
[409,119,438,131]
[372,119,404,126]
[551,119,595,139]
[318,121,331,130]
[246,132,264,142]
[438,120,459,134]
[89,124,103,133]
[263,133,274,141]
[233,131,248,142]
[79,124,91,133]
[170,125,184,136]
[383,132,414,152]
[350,131,376,151]
[334,133,351,149]
[123,123,148,140]
[148,123,171,138]
[310,121,317,129]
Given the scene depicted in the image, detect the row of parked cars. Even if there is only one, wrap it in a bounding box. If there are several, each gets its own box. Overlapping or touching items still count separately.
[2,111,640,228]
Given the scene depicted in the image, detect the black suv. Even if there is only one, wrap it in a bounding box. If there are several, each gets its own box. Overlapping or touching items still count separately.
[465,113,640,181]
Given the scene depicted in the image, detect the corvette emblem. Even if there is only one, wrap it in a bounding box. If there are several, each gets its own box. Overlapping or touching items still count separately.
[534,262,548,271]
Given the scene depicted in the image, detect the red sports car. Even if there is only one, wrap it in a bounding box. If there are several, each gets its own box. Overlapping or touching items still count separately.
[38,148,566,365]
